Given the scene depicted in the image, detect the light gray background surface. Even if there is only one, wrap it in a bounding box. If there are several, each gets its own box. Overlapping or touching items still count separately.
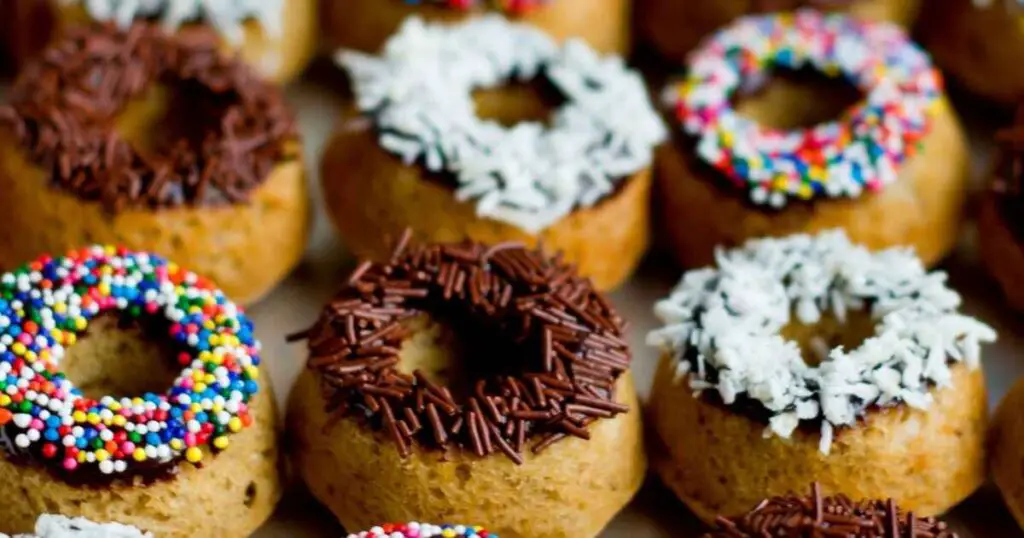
[248,68,1024,537]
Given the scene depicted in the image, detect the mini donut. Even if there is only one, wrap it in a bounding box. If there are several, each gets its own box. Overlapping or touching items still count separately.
[645,230,994,523]
[288,233,646,537]
[918,0,1024,106]
[0,23,310,306]
[702,483,960,537]
[320,0,630,55]
[347,522,495,538]
[323,16,666,291]
[979,106,1024,310]
[0,0,316,83]
[991,375,1024,530]
[656,11,969,269]
[5,514,151,538]
[636,0,921,64]
[0,246,281,537]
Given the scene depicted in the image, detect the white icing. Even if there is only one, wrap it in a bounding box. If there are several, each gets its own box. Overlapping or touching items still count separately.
[646,230,997,454]
[1,515,150,538]
[61,0,284,44]
[337,15,667,234]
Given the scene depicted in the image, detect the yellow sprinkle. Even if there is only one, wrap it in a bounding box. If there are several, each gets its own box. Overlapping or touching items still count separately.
[194,383,207,393]
[72,411,86,423]
[75,318,87,331]
[442,531,455,538]
[228,417,243,433]
[53,303,66,314]
[87,413,101,425]
[97,283,111,296]
[65,334,77,345]
[95,449,109,462]
[133,448,147,461]
[169,439,184,451]
[246,367,260,380]
[112,415,127,427]
[77,452,87,463]
[10,343,25,355]
[798,184,813,200]
[185,447,203,463]
[0,395,11,407]
[213,437,229,450]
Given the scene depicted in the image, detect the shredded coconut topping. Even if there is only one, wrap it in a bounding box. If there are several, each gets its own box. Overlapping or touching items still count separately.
[337,15,667,234]
[64,0,284,43]
[646,231,996,454]
[2,515,150,538]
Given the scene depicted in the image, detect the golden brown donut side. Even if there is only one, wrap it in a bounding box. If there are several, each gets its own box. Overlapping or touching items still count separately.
[655,97,969,269]
[288,369,646,538]
[991,376,1024,531]
[917,0,1024,107]
[979,194,1024,311]
[320,118,651,291]
[636,0,921,64]
[0,131,311,306]
[647,355,988,524]
[0,369,282,538]
[319,0,631,54]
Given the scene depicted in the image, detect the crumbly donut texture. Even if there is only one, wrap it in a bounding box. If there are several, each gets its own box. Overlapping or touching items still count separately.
[289,368,645,538]
[320,0,631,55]
[647,230,996,454]
[656,90,969,269]
[636,0,921,64]
[321,110,652,291]
[1,515,151,538]
[649,355,988,524]
[918,0,1024,106]
[0,99,310,305]
[338,15,665,234]
[991,375,1024,531]
[668,11,941,207]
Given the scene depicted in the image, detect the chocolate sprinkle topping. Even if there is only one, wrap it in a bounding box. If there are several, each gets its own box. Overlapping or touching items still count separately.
[0,22,297,211]
[291,231,632,463]
[994,104,1024,238]
[704,484,958,538]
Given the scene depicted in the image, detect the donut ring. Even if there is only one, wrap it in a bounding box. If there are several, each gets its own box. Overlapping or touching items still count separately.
[0,246,281,537]
[636,0,921,64]
[288,233,646,536]
[646,230,994,522]
[918,0,1024,106]
[325,16,664,290]
[321,0,631,55]
[0,22,310,305]
[656,11,969,268]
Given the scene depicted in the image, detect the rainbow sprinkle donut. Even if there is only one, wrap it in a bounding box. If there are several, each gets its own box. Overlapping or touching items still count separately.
[348,522,495,538]
[667,10,942,208]
[0,246,261,478]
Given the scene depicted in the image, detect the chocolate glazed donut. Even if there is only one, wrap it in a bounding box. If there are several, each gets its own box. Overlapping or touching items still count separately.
[287,232,646,537]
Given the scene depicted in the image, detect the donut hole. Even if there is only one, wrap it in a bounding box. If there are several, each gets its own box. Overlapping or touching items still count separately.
[734,67,862,130]
[473,78,565,127]
[397,313,523,401]
[779,310,877,366]
[61,314,181,400]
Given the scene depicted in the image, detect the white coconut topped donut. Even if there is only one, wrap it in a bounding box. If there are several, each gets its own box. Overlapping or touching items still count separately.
[64,0,284,43]
[2,515,150,538]
[646,230,997,454]
[336,15,667,234]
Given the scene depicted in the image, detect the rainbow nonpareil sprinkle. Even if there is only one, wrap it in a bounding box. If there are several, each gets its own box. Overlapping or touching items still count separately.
[347,523,496,538]
[0,246,261,478]
[401,0,548,14]
[668,10,942,207]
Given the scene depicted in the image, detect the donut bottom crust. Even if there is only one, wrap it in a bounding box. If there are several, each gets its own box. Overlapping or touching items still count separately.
[319,0,631,55]
[636,0,920,64]
[0,333,282,538]
[288,368,646,538]
[917,0,1024,107]
[656,95,969,269]
[320,116,651,292]
[0,86,311,306]
[991,376,1024,531]
[648,355,988,524]
[44,0,318,84]
[978,190,1024,311]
